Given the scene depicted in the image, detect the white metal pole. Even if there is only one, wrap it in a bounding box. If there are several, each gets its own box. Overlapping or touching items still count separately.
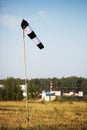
[22,30,29,121]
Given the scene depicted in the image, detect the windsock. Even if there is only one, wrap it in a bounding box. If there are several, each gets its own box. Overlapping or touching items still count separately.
[21,19,44,49]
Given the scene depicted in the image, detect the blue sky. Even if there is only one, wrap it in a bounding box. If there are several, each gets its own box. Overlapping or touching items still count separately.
[0,0,87,79]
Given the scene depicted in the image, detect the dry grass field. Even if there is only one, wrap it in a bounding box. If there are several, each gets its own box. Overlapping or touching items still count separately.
[0,100,87,130]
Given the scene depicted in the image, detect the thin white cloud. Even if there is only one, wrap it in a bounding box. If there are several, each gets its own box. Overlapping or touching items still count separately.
[38,10,47,17]
[0,14,20,28]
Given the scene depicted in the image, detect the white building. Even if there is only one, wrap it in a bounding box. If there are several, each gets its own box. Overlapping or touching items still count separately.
[63,91,83,97]
[0,84,3,88]
[20,84,26,97]
[42,90,61,101]
[78,91,83,97]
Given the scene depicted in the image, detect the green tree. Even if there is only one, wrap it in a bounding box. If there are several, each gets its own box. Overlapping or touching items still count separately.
[27,83,41,99]
[3,77,23,100]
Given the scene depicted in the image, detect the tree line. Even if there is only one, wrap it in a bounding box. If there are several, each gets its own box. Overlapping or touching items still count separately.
[0,76,87,100]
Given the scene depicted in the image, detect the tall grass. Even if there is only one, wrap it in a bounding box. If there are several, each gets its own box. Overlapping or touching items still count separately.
[0,100,87,130]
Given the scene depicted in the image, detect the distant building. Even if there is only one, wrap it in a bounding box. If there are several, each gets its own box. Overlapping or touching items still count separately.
[41,81,62,101]
[42,90,61,101]
[78,91,83,97]
[20,84,26,97]
[42,90,83,101]
[0,84,3,88]
[63,91,83,97]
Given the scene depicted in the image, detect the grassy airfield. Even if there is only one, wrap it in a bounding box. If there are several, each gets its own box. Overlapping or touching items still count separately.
[0,100,87,130]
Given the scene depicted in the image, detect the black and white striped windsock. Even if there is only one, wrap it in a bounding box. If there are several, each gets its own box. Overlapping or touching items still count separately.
[21,19,44,49]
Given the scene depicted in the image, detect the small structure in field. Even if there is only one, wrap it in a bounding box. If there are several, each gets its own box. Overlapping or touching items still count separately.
[63,91,83,97]
[41,81,61,101]
[41,90,61,101]
[42,91,55,101]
